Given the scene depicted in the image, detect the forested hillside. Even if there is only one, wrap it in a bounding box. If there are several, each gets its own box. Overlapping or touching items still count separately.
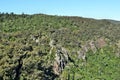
[0,13,120,80]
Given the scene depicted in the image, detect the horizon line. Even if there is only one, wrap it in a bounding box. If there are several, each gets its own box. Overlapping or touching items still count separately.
[0,12,120,21]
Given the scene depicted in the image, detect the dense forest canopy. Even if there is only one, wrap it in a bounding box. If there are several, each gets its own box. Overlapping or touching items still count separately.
[0,13,120,80]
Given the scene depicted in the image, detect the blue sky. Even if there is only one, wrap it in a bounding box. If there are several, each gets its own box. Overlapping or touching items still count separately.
[0,0,120,20]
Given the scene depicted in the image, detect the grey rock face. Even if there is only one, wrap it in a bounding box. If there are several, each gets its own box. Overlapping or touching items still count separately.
[89,41,97,53]
[53,47,69,75]
[77,38,107,60]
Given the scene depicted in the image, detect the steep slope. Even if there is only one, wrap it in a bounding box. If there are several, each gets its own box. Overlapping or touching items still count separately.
[0,13,120,80]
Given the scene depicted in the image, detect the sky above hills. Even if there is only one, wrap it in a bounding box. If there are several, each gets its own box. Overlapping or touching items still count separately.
[0,0,120,20]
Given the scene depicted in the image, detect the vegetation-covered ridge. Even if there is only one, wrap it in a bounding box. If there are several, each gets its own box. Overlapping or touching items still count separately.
[0,13,120,80]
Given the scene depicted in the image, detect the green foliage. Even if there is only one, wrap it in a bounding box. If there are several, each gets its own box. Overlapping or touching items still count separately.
[0,13,119,79]
[60,47,120,80]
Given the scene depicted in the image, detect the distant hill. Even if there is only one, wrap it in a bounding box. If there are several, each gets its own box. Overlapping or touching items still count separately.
[0,13,120,80]
[105,19,120,24]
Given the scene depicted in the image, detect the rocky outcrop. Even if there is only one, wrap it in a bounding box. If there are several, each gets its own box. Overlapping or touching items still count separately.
[95,38,107,48]
[49,39,70,75]
[77,38,107,60]
[53,46,69,75]
[51,38,107,75]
